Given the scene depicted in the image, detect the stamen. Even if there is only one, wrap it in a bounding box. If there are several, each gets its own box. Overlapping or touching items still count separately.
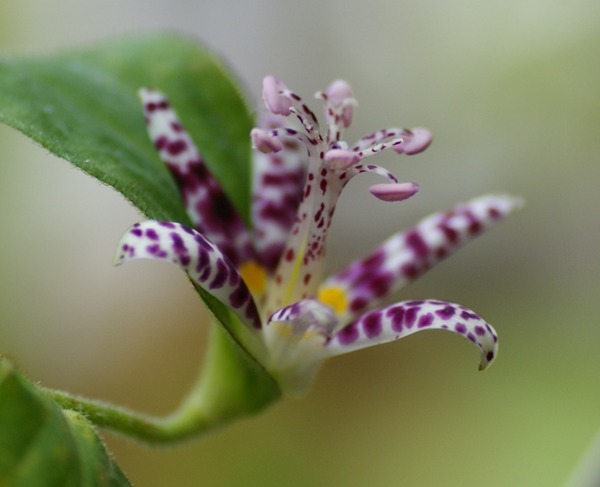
[262,75,293,115]
[288,106,321,143]
[369,182,420,202]
[323,79,355,128]
[393,128,432,155]
[324,149,359,170]
[352,128,410,152]
[349,164,399,184]
[251,128,283,153]
[354,137,406,160]
[261,78,432,316]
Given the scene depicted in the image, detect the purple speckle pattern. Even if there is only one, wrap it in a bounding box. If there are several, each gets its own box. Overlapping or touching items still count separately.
[140,88,254,267]
[345,164,399,186]
[327,300,498,370]
[320,194,522,323]
[252,114,307,272]
[112,78,520,394]
[115,220,261,331]
[259,77,432,314]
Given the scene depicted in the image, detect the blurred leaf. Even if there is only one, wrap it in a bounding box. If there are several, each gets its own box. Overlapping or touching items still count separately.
[0,35,279,445]
[0,33,264,344]
[0,33,265,356]
[0,34,254,223]
[0,357,131,486]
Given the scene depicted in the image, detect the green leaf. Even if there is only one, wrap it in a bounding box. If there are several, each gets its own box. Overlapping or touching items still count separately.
[0,34,254,224]
[0,357,131,487]
[0,35,279,447]
[0,34,263,341]
[0,33,266,364]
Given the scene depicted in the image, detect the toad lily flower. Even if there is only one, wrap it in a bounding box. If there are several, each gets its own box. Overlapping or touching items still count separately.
[115,77,521,395]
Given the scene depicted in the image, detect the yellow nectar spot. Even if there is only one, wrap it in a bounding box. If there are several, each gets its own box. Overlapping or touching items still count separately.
[317,286,348,314]
[273,321,296,340]
[240,261,267,297]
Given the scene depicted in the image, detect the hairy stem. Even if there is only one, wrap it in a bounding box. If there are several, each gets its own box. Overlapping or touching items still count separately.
[42,325,280,444]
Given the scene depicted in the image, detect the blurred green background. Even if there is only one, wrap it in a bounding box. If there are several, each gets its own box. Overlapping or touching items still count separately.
[1,1,599,485]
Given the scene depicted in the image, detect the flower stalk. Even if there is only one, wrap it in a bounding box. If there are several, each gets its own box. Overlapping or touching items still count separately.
[43,324,279,443]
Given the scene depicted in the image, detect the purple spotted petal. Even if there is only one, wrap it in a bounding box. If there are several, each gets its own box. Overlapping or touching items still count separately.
[321,194,523,323]
[115,221,262,333]
[140,88,254,266]
[326,300,498,370]
[252,114,307,272]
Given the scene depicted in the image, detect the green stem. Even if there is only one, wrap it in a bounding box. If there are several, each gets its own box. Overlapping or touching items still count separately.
[42,325,280,444]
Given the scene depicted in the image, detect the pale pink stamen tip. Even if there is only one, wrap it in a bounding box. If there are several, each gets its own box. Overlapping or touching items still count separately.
[403,128,433,155]
[262,75,292,116]
[326,80,353,103]
[251,128,282,153]
[369,182,420,202]
[325,80,355,127]
[324,149,359,170]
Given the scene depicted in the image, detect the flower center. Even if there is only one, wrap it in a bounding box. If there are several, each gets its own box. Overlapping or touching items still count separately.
[317,286,348,314]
